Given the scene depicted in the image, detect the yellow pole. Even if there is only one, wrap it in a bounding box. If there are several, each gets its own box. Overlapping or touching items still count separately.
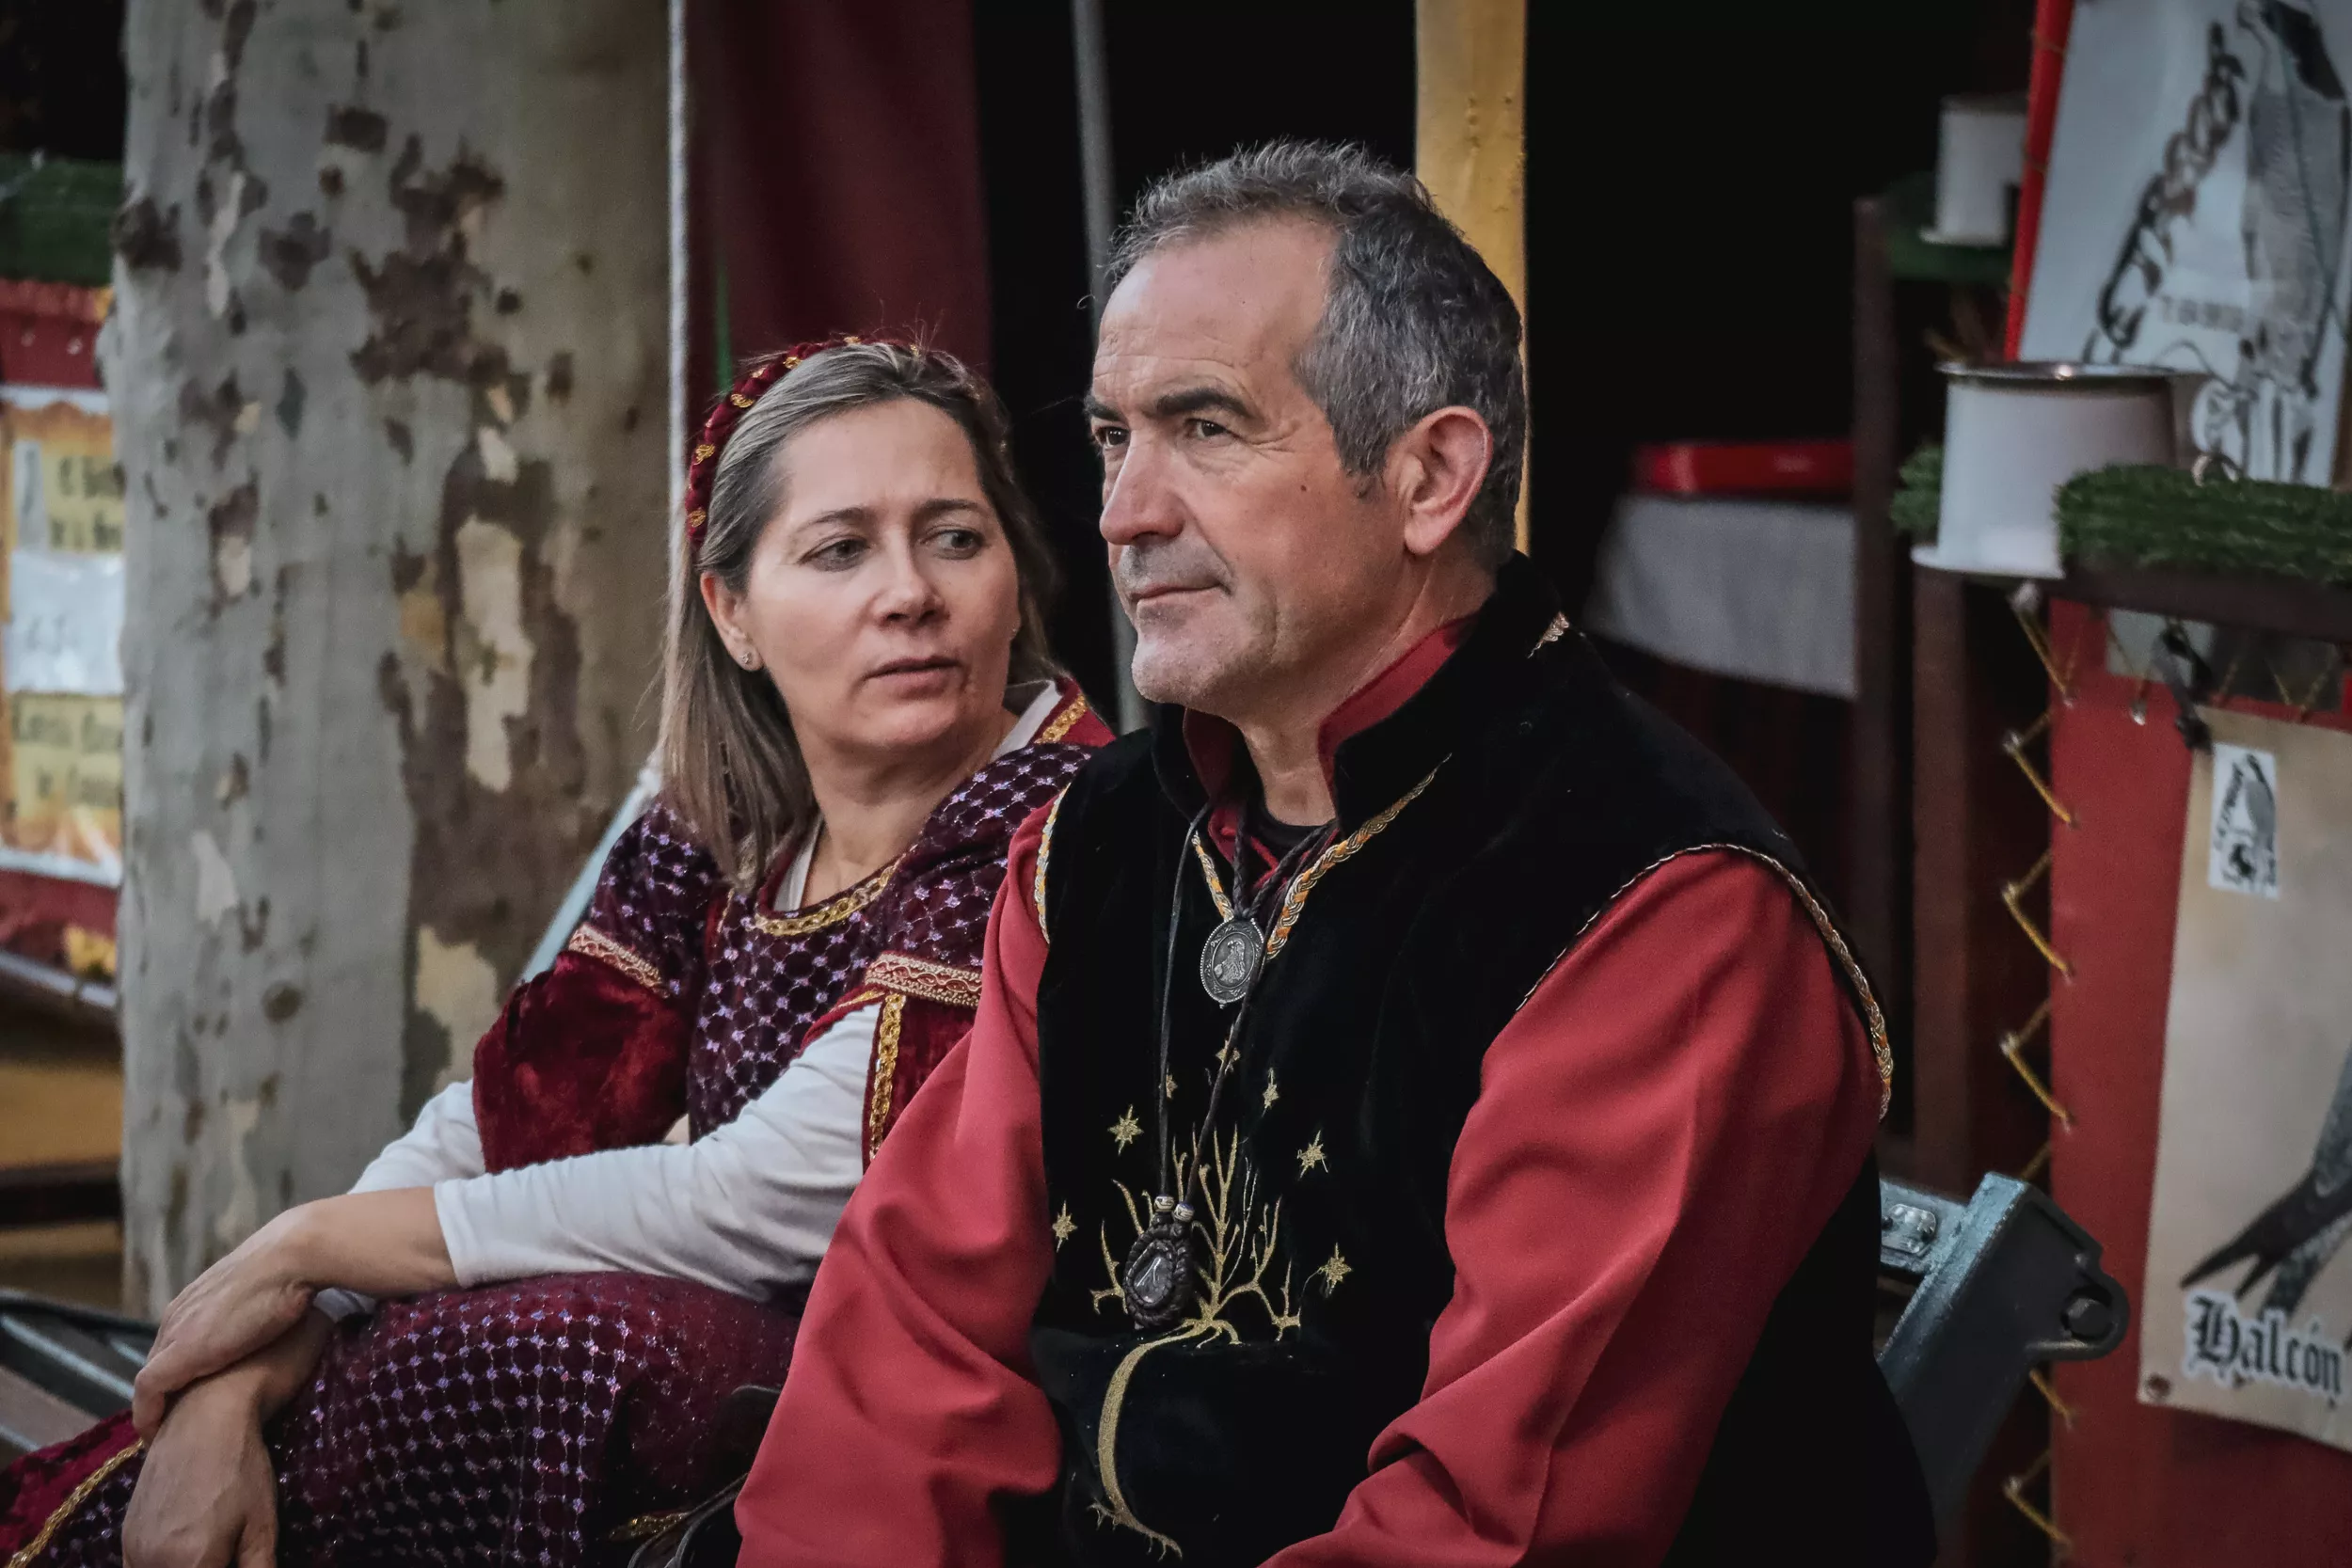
[1415,0,1529,552]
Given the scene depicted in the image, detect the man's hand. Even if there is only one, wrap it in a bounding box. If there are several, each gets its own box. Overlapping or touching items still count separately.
[131,1209,317,1435]
[121,1367,279,1568]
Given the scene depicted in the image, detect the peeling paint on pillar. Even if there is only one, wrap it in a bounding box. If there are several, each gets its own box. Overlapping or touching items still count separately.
[345,133,600,1098]
[113,0,667,1306]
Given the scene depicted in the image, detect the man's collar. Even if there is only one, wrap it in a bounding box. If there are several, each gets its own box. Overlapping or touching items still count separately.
[1150,554,1563,831]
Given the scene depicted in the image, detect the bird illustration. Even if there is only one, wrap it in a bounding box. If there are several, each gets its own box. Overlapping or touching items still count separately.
[2184,1041,2352,1315]
[2214,746,2278,886]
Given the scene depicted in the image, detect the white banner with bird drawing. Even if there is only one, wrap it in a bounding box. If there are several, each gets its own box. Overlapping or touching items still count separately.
[2022,0,2352,484]
[2145,706,2352,1446]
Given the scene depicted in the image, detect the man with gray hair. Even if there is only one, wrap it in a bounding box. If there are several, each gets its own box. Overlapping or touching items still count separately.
[739,141,1932,1566]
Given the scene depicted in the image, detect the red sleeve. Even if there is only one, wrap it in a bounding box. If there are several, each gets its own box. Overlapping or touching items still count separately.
[736,804,1061,1568]
[472,802,718,1169]
[470,950,690,1170]
[1267,851,1882,1568]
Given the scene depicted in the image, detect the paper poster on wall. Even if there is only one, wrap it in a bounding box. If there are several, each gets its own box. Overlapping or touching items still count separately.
[2,389,119,555]
[4,548,122,696]
[2209,741,2282,897]
[0,386,122,877]
[8,692,122,878]
[2143,708,2352,1447]
[2021,0,2352,483]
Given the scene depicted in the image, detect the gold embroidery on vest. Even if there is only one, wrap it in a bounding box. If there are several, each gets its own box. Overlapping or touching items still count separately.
[1312,1244,1352,1295]
[1108,1106,1142,1154]
[1033,786,1068,937]
[1086,1123,1307,1555]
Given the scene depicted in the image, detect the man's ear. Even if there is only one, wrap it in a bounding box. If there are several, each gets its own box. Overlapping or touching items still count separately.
[1391,406,1492,560]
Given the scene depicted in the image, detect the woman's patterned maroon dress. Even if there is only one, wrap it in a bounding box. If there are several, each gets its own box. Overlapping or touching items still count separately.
[0,685,1108,1567]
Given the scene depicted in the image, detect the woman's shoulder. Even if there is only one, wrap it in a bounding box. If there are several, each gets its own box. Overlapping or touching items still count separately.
[860,681,1108,964]
[914,680,1109,863]
[611,797,724,879]
[583,797,730,943]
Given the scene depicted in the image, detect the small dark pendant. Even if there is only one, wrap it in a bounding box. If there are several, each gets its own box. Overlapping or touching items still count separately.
[1121,1197,1198,1330]
[1198,914,1264,1006]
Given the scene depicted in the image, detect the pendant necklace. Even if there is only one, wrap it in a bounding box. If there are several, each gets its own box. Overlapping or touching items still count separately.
[1120,803,1335,1330]
[1191,815,1324,1006]
[1116,772,1443,1329]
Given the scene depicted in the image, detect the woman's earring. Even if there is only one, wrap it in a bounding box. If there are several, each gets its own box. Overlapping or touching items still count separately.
[738,648,759,671]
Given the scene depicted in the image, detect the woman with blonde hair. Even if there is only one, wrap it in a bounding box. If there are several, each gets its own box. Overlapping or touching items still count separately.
[1,339,1110,1566]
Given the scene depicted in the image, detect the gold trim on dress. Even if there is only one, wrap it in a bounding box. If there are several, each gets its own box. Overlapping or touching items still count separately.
[564,923,663,994]
[1033,787,1068,938]
[825,985,886,1018]
[864,952,983,1009]
[748,856,901,938]
[8,1438,146,1568]
[1537,844,1896,1118]
[1036,690,1091,745]
[865,991,909,1161]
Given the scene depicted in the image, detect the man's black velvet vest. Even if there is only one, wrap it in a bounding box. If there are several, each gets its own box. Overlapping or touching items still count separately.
[1022,560,1932,1567]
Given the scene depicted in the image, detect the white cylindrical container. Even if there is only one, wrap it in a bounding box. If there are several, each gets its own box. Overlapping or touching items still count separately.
[1927,362,2180,579]
[1929,94,2027,245]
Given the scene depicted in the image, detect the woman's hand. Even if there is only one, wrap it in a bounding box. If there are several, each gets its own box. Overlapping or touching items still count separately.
[132,1208,317,1434]
[135,1188,456,1433]
[121,1363,279,1568]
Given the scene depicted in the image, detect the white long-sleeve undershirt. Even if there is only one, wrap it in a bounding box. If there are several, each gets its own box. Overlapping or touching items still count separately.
[314,1000,877,1314]
[435,999,875,1300]
[314,681,1060,1316]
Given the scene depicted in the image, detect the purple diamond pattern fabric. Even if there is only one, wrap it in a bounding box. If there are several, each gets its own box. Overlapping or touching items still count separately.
[31,1274,799,1568]
[7,733,1097,1568]
[684,741,1092,1135]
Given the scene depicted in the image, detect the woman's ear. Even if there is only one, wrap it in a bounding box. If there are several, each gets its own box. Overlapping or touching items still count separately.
[1391,406,1492,561]
[699,570,759,671]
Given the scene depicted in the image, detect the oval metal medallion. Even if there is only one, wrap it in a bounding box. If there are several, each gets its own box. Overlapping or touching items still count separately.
[1122,1220,1198,1329]
[1199,914,1264,1006]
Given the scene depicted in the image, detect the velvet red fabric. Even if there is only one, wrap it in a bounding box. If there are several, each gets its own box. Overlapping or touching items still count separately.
[0,1412,135,1555]
[470,949,690,1173]
[866,996,975,1164]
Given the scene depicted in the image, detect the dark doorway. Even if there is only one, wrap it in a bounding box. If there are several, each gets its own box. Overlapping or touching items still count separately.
[972,2,1416,711]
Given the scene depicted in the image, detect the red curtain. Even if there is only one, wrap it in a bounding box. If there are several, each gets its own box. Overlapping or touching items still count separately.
[687,0,993,411]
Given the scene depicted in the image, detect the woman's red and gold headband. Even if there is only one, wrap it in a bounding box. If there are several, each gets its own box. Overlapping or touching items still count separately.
[682,334,892,557]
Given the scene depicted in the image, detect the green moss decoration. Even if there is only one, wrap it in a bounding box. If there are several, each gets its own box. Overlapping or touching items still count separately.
[1890,443,1943,540]
[2058,465,2352,586]
[1884,448,2352,588]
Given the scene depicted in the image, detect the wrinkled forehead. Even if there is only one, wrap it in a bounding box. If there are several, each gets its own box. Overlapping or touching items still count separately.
[1091,218,1334,409]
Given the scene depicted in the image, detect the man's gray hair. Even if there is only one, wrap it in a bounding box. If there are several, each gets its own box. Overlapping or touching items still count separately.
[1105,140,1527,567]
